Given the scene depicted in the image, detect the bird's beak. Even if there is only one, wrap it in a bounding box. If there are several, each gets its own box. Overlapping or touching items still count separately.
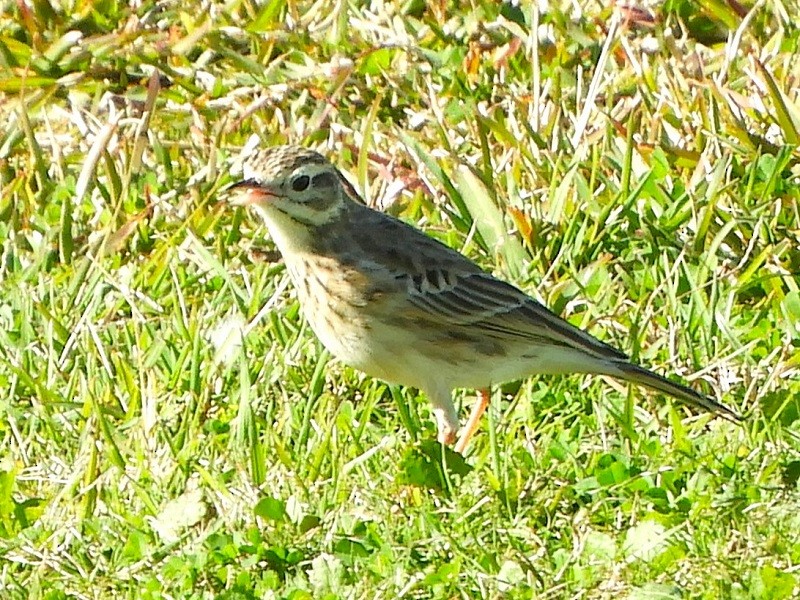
[225,179,280,206]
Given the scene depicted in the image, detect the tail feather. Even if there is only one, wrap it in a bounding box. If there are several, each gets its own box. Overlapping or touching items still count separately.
[614,362,742,423]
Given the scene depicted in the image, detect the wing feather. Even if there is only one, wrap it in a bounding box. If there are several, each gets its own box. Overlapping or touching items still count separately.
[406,271,628,361]
[335,204,628,362]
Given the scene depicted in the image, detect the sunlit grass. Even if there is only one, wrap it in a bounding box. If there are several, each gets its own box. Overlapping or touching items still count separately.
[1,0,799,598]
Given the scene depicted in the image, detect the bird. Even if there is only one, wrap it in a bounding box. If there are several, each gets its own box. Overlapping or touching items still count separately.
[226,144,741,453]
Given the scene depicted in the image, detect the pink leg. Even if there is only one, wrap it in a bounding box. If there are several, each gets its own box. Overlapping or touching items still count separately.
[454,389,490,454]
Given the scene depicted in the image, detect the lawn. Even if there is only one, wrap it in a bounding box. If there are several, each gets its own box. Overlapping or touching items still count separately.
[1,0,799,598]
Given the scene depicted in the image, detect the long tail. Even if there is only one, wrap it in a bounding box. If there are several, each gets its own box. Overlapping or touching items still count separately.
[614,362,742,423]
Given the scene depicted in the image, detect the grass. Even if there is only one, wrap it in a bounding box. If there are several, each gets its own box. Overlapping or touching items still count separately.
[1,0,799,597]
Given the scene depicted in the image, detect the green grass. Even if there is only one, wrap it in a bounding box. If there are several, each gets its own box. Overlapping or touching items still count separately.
[1,0,799,598]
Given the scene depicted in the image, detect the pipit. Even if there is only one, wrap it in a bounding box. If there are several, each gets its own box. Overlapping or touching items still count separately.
[228,144,741,453]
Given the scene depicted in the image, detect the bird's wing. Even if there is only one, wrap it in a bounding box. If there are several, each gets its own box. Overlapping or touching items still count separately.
[402,269,629,361]
[335,204,628,362]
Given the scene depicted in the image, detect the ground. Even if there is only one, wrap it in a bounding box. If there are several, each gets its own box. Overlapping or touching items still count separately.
[1,1,799,598]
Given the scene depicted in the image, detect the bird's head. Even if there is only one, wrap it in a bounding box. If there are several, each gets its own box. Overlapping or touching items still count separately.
[228,145,349,237]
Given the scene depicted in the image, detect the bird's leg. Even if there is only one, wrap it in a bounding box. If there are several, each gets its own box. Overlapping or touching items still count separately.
[428,391,459,446]
[454,389,491,454]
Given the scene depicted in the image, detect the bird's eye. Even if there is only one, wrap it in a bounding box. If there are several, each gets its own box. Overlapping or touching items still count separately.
[291,175,310,192]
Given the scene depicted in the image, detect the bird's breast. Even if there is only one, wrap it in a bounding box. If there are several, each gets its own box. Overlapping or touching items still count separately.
[284,254,386,373]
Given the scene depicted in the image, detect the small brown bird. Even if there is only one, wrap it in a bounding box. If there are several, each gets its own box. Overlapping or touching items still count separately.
[228,144,741,453]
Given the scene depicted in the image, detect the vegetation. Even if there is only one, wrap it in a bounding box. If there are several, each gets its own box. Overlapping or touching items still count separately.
[1,0,799,597]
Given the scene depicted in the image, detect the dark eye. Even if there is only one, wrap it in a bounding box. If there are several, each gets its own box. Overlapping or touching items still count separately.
[291,175,310,192]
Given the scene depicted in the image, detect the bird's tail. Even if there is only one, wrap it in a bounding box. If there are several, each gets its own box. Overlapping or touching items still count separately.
[614,362,742,423]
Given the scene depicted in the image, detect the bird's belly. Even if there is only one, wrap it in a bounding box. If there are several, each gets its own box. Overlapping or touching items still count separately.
[304,305,602,391]
[293,285,437,385]
[303,304,377,372]
[325,321,603,392]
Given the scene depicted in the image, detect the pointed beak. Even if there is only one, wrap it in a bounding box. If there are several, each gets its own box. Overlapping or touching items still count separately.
[225,179,281,206]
